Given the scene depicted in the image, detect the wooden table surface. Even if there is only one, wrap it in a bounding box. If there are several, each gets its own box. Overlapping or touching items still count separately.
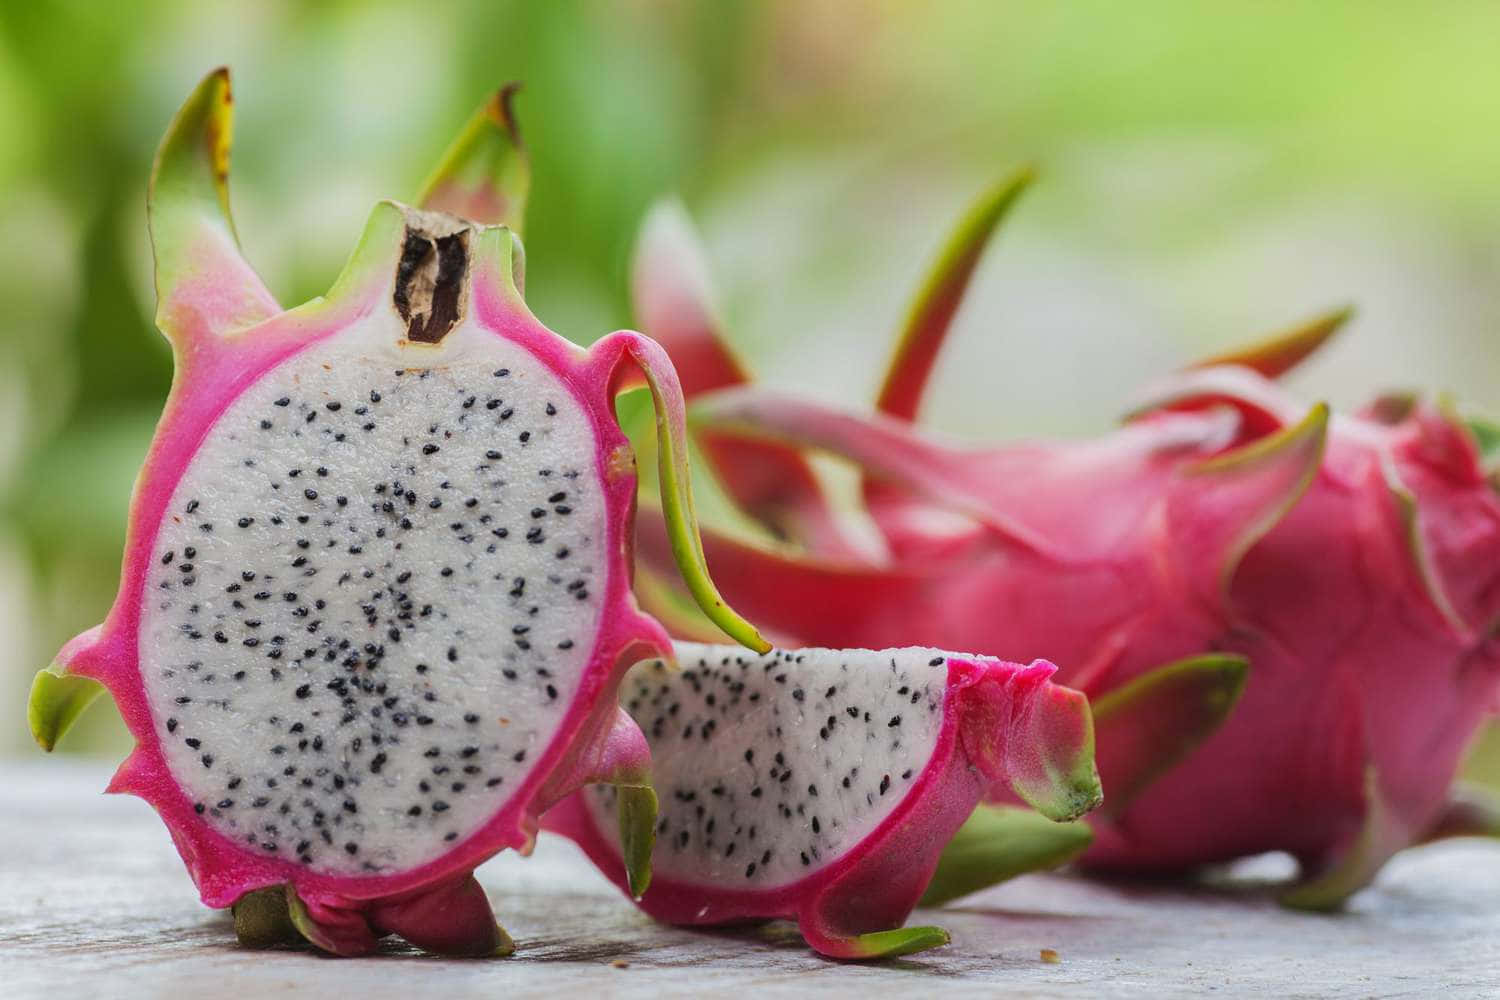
[4,758,1498,998]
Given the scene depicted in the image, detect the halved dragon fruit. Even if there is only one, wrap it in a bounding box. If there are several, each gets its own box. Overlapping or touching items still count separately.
[627,179,1500,908]
[547,642,1099,959]
[26,70,767,956]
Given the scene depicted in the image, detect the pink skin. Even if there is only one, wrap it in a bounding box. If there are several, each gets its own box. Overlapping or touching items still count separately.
[630,203,861,557]
[547,656,1093,958]
[52,217,681,946]
[636,373,1500,883]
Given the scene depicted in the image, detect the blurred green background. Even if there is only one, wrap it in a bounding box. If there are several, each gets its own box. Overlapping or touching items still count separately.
[4,0,1500,775]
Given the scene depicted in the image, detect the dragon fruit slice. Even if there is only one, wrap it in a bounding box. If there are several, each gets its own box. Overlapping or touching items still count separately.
[547,642,1100,959]
[26,69,767,956]
[628,179,1500,907]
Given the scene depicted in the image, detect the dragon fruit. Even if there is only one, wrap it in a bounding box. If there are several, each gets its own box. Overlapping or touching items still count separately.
[25,69,768,956]
[546,641,1099,959]
[627,178,1500,908]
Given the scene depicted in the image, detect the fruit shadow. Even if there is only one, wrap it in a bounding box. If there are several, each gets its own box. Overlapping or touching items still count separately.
[200,911,489,961]
[683,921,956,972]
[934,862,1298,921]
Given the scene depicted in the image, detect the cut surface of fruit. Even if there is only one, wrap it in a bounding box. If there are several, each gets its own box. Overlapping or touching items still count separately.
[549,642,1099,959]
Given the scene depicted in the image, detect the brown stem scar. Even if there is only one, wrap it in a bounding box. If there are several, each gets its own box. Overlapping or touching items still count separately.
[393,210,470,344]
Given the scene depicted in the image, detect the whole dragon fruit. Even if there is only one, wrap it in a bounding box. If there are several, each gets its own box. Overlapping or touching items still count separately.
[547,641,1100,958]
[627,179,1500,908]
[25,70,768,956]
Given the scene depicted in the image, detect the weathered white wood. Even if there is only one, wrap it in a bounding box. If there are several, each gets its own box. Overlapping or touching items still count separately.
[3,759,1499,998]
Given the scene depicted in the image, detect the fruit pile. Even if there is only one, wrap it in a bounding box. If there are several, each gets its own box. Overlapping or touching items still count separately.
[28,70,1500,960]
